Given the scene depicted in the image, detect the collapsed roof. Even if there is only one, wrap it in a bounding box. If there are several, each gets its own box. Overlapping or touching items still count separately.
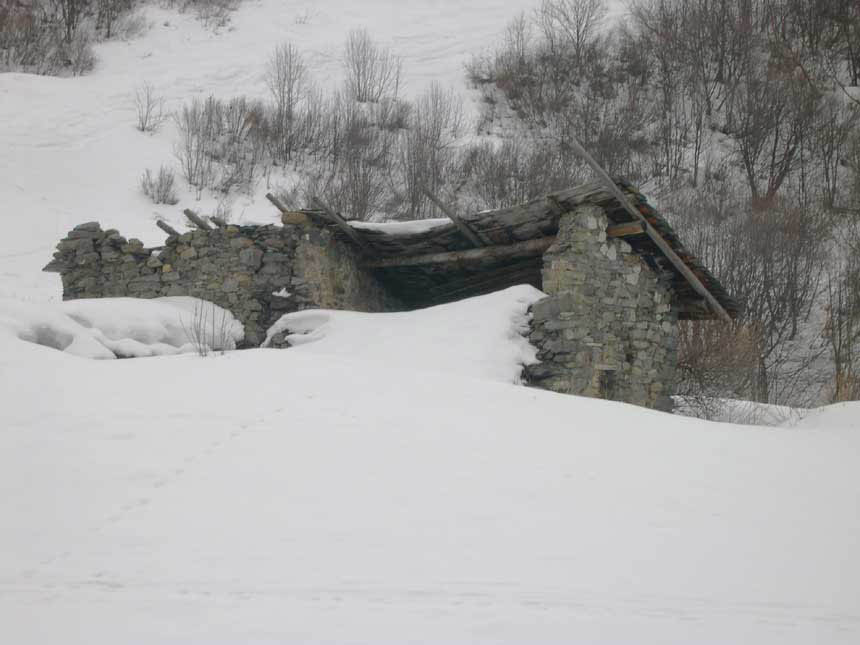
[276,180,740,320]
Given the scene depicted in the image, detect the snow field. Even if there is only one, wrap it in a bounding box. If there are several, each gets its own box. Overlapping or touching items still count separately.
[1,286,859,643]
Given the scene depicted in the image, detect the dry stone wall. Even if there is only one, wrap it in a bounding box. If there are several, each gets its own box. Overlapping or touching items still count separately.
[526,204,678,410]
[47,207,682,409]
[44,219,400,346]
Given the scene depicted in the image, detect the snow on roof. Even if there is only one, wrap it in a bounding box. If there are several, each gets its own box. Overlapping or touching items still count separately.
[349,218,451,235]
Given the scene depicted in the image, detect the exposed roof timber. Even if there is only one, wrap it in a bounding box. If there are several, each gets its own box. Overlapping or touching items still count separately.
[310,197,372,253]
[155,219,179,237]
[421,188,488,247]
[183,209,212,231]
[606,221,645,238]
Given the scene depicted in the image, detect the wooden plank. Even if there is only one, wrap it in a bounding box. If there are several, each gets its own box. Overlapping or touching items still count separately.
[183,209,212,231]
[566,136,733,323]
[155,220,179,237]
[421,188,487,247]
[606,221,645,238]
[310,197,371,253]
[365,237,555,268]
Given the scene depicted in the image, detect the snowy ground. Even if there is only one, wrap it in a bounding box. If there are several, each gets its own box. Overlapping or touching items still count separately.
[1,288,860,644]
[3,2,859,642]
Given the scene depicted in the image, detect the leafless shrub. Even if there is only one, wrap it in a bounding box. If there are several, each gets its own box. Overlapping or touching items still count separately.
[293,8,314,25]
[675,321,760,419]
[135,81,166,132]
[140,165,179,205]
[459,137,581,210]
[392,83,464,218]
[343,28,402,103]
[111,7,149,41]
[174,94,268,197]
[95,0,135,39]
[66,25,96,75]
[297,92,398,221]
[181,300,236,357]
[189,0,237,30]
[174,96,217,198]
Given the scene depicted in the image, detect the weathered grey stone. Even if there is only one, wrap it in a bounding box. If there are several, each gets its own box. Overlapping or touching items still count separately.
[239,246,263,269]
[527,204,678,410]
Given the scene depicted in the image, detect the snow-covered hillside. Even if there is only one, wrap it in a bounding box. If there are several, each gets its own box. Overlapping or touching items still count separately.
[1,286,859,644]
[0,0,625,304]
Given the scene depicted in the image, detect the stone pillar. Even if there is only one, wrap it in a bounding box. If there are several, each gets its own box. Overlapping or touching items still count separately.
[527,204,678,410]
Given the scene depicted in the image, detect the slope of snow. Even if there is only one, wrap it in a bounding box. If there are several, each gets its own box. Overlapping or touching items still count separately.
[792,401,860,430]
[0,1,626,304]
[263,284,543,383]
[1,287,859,644]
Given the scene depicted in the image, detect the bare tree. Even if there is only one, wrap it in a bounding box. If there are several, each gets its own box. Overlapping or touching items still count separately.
[343,28,402,103]
[536,0,606,69]
[265,41,307,163]
[134,81,165,132]
[50,0,91,44]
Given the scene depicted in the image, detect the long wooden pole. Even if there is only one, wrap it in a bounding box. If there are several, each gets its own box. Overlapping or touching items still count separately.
[567,137,733,323]
[421,188,487,247]
[182,209,212,231]
[310,197,371,253]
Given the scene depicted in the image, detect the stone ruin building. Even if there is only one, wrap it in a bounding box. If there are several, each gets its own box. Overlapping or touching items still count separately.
[44,179,739,410]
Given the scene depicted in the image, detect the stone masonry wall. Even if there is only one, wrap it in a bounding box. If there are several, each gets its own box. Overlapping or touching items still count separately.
[44,218,401,346]
[526,204,678,410]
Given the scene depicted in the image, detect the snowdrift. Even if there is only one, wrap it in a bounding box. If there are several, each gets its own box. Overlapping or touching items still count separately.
[0,296,243,360]
[264,284,544,383]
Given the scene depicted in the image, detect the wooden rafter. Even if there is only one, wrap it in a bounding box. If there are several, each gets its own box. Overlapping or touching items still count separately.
[310,197,371,253]
[421,188,487,247]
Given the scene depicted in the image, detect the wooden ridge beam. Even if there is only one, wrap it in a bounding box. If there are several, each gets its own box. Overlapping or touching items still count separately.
[365,237,555,268]
[421,188,487,247]
[567,136,733,323]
